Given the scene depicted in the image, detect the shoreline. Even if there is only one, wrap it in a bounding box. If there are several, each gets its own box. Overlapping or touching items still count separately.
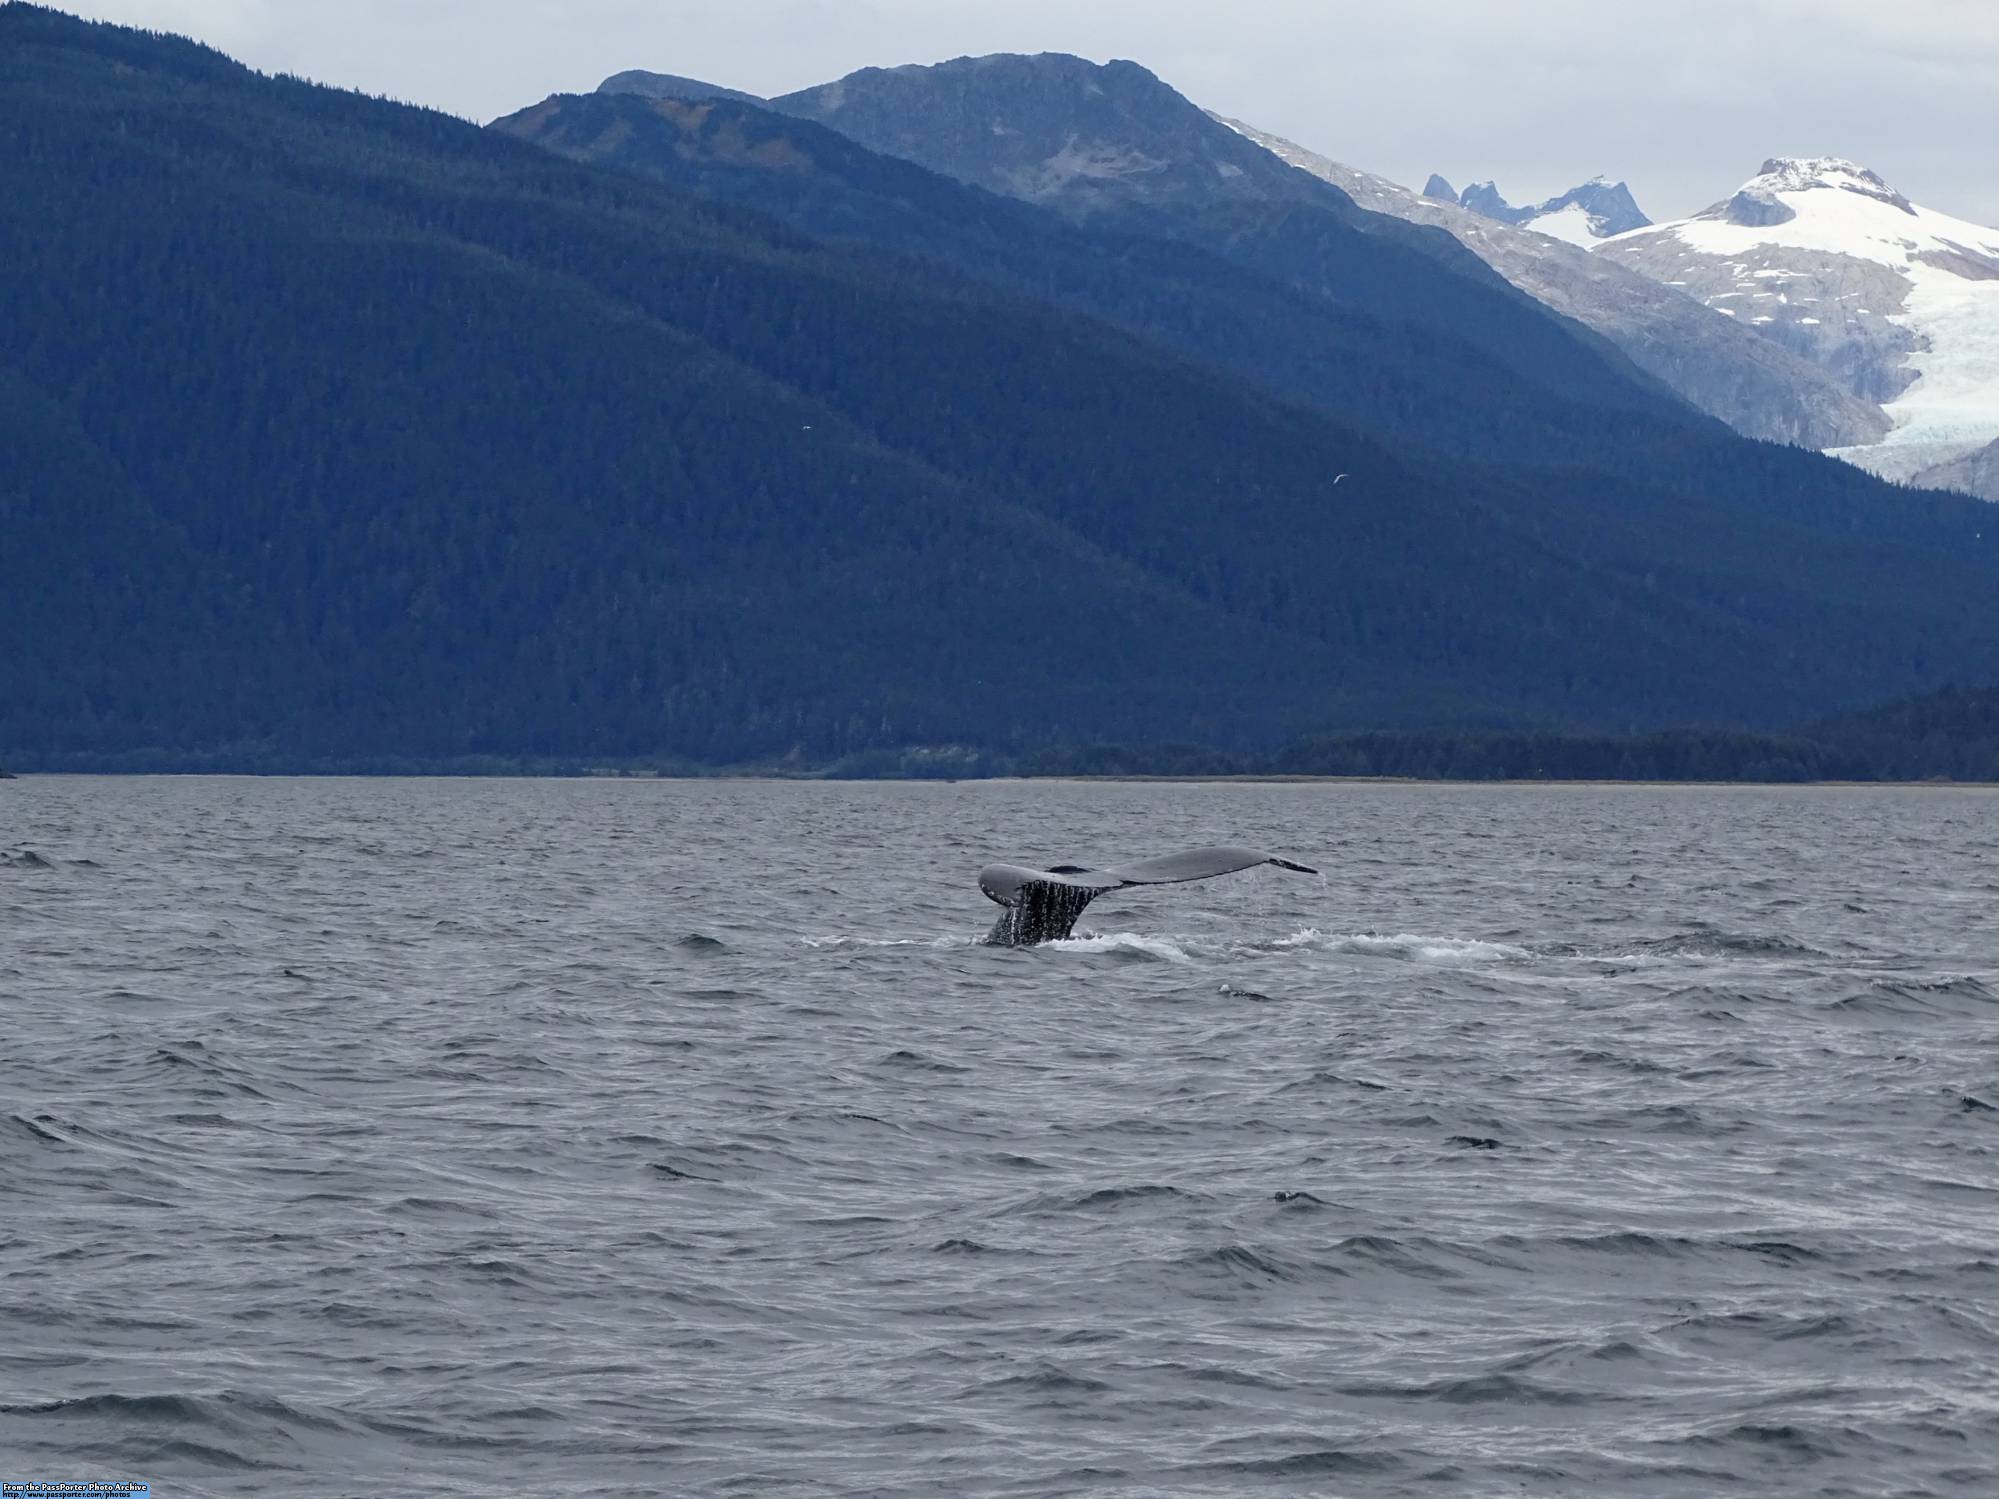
[5,769,1997,790]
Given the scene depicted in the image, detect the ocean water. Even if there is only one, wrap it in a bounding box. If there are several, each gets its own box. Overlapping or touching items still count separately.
[3,775,1997,1497]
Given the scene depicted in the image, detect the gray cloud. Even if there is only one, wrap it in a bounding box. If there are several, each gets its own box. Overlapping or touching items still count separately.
[56,0,1999,224]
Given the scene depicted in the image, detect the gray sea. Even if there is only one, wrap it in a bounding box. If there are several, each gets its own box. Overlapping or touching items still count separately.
[4,776,1998,1497]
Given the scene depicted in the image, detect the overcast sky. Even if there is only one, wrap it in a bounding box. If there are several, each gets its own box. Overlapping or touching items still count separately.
[55,0,1999,225]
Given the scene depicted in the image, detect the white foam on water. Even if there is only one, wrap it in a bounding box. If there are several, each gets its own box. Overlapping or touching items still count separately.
[1046,932,1196,963]
[1271,929,1535,965]
[800,934,976,950]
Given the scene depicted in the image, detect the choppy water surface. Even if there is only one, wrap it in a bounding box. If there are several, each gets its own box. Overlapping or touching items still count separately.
[4,776,1998,1496]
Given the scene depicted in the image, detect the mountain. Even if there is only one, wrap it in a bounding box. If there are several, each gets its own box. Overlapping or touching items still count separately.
[489,71,1999,709]
[1526,179,1652,243]
[1451,176,1651,243]
[1597,158,1999,499]
[767,54,1326,216]
[7,9,1999,771]
[1218,118,1885,449]
[532,83,1878,451]
[1913,437,1999,501]
[595,70,762,106]
[751,55,1691,427]
[498,88,1708,465]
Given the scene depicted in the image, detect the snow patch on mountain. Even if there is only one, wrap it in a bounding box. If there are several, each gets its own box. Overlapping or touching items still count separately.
[1599,158,1999,493]
[1525,202,1602,249]
[1444,175,1651,241]
[1215,118,1889,449]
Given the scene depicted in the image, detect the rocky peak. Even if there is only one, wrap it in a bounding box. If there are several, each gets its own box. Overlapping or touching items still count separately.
[1744,157,1916,215]
[1450,176,1650,239]
[1457,180,1524,223]
[1422,173,1457,202]
[1542,178,1650,236]
[769,53,1320,214]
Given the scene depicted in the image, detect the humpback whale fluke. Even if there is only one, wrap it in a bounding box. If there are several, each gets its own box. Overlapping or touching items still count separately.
[977,846,1319,948]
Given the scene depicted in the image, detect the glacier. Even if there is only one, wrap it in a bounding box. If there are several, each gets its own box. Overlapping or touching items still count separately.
[1598,158,1999,496]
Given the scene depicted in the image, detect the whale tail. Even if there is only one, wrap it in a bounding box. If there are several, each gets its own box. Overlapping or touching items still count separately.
[977,845,1319,947]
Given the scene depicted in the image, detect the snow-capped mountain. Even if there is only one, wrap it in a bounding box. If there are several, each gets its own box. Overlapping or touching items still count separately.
[1434,175,1652,245]
[1222,120,1885,448]
[1597,158,1999,498]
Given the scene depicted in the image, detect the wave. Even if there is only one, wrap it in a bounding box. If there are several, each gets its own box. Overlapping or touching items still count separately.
[1828,974,1997,1016]
[7,1112,71,1147]
[647,1162,721,1182]
[801,926,1538,966]
[1047,932,1193,963]
[1491,1230,1829,1265]
[1674,1420,1856,1460]
[1614,930,1829,962]
[146,1045,276,1100]
[1669,1309,1866,1343]
[1569,1102,1739,1136]
[1340,1371,1595,1407]
[1186,1447,1404,1478]
[1009,1183,1210,1216]
[875,1048,971,1073]
[802,927,1197,960]
[799,933,975,949]
[3,1387,361,1468]
[1169,1241,1304,1282]
[1323,1233,1477,1279]
[1271,929,1534,964]
[970,1363,1113,1396]
[1276,1069,1391,1096]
